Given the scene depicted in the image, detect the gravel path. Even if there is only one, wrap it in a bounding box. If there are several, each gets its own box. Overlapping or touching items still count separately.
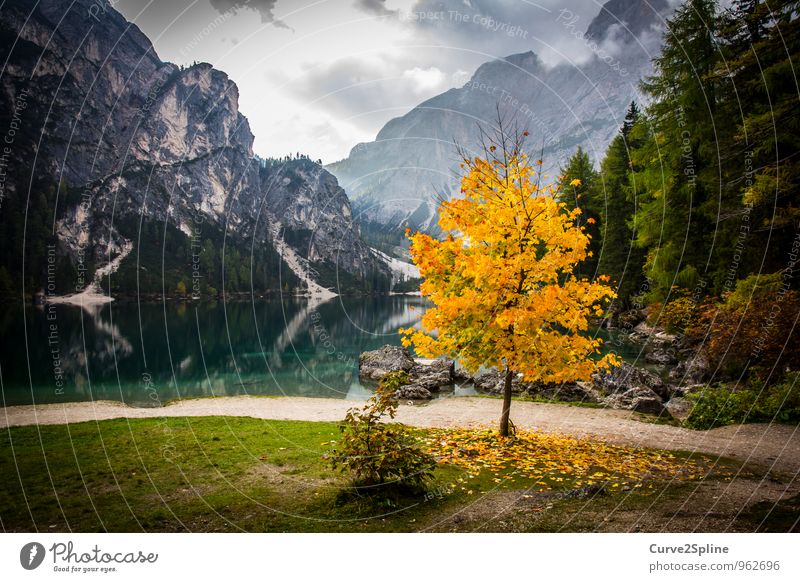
[2,397,799,474]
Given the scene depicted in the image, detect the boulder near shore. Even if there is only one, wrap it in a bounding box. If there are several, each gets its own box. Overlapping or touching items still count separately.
[358,345,696,419]
[359,345,456,399]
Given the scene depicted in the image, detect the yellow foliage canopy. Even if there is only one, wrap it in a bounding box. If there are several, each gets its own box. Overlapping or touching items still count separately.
[401,151,620,383]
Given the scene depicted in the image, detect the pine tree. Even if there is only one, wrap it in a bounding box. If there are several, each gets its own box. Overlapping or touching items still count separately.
[716,0,800,279]
[634,0,721,300]
[596,102,646,306]
[558,147,601,278]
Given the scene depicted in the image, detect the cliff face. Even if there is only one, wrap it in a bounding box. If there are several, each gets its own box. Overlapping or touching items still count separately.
[260,158,374,275]
[0,0,386,297]
[327,0,671,231]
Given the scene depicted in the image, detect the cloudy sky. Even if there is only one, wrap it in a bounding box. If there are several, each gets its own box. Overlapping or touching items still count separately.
[117,0,622,163]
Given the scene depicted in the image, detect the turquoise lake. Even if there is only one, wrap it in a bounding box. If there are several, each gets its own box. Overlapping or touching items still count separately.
[0,296,644,407]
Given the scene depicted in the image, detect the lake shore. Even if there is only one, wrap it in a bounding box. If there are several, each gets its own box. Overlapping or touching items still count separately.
[2,396,798,473]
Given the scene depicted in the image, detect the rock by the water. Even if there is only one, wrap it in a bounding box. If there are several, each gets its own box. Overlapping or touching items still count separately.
[617,309,645,330]
[473,371,601,403]
[453,366,472,383]
[630,395,666,415]
[629,321,678,352]
[645,349,678,366]
[473,370,504,393]
[603,386,665,415]
[473,370,530,395]
[669,353,710,384]
[395,384,433,400]
[665,397,692,421]
[358,345,456,391]
[359,345,415,381]
[592,363,668,400]
[595,363,669,415]
[410,358,455,390]
[670,383,706,398]
[527,381,602,403]
[628,321,655,342]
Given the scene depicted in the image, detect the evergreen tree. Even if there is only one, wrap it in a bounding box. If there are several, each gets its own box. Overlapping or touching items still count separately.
[558,146,601,277]
[633,0,722,300]
[715,0,800,281]
[596,102,646,306]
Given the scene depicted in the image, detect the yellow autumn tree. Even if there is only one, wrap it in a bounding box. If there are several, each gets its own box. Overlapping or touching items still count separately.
[401,123,619,436]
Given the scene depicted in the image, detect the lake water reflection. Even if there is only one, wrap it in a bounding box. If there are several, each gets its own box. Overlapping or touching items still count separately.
[0,295,644,407]
[0,296,432,406]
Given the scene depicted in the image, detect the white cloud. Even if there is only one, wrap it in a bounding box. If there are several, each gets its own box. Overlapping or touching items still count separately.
[401,66,446,94]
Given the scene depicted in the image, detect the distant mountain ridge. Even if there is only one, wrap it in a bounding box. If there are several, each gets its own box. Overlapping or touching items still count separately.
[327,0,672,240]
[0,0,389,298]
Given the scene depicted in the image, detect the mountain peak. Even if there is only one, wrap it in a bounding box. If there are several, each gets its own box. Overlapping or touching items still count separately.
[0,0,388,296]
[327,0,676,229]
[470,50,542,84]
[502,51,540,69]
[585,0,670,42]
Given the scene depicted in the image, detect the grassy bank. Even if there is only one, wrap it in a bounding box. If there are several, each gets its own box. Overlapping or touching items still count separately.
[0,417,795,532]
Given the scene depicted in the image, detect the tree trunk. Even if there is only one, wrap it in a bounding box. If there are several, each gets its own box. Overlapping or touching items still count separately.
[499,367,513,437]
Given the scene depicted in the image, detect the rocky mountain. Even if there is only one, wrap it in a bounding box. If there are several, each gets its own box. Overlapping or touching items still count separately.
[260,157,373,275]
[0,0,389,299]
[327,0,671,241]
[585,0,669,41]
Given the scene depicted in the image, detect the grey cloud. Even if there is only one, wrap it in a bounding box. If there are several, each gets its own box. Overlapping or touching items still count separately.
[280,1,628,137]
[405,0,666,66]
[402,0,595,65]
[354,0,398,17]
[209,0,292,29]
[282,56,452,133]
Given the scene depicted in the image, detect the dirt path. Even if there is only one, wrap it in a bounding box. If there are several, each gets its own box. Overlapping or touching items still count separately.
[2,396,799,474]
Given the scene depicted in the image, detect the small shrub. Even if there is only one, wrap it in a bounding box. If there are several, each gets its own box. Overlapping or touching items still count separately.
[328,371,435,490]
[378,370,410,393]
[724,272,784,312]
[660,297,696,334]
[647,290,704,334]
[685,374,800,429]
[684,386,759,429]
[645,302,663,327]
[763,377,800,423]
[678,275,800,383]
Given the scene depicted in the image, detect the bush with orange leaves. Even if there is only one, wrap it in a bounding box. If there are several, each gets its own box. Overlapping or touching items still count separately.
[686,273,800,382]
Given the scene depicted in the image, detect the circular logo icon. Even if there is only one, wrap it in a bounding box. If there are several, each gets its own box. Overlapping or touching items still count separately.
[20,542,46,570]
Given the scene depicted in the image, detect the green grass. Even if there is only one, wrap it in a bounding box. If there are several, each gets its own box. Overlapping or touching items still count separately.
[0,417,786,532]
[0,417,505,532]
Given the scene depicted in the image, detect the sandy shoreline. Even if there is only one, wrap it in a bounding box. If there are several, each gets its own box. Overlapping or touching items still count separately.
[44,240,134,306]
[46,288,114,306]
[2,396,799,474]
